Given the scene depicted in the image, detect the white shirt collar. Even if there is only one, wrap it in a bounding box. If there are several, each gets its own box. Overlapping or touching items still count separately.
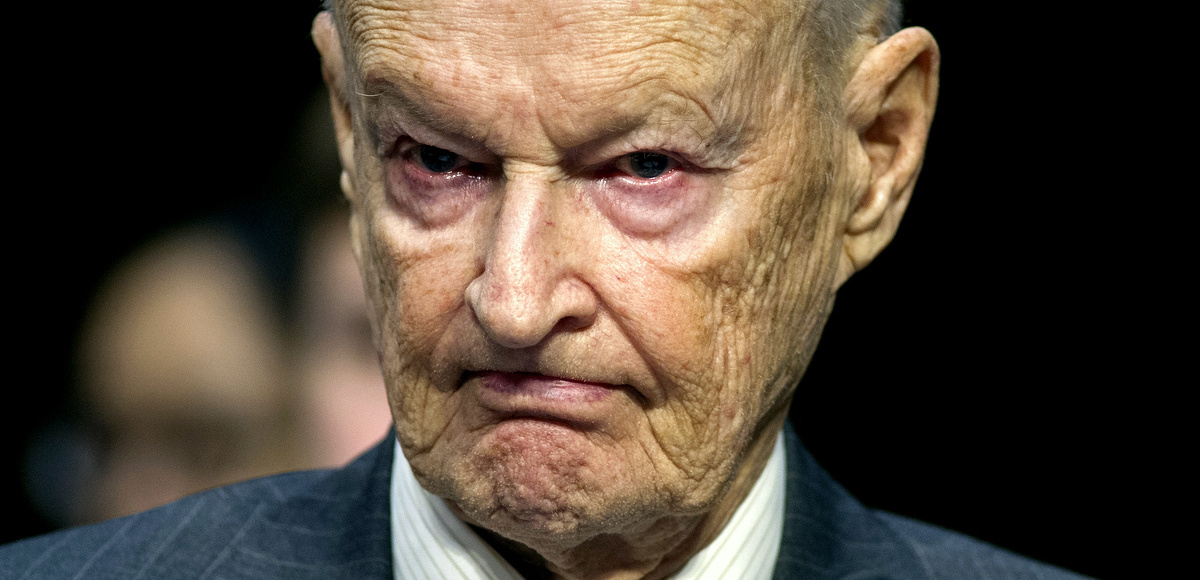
[391,431,785,579]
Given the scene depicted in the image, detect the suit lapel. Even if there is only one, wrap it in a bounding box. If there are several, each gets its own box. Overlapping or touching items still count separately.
[200,432,396,580]
[773,425,930,580]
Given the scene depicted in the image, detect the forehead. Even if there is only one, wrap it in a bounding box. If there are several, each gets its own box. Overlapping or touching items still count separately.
[339,0,778,154]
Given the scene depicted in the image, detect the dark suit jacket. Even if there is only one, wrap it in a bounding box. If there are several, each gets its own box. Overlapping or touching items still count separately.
[2,426,1089,579]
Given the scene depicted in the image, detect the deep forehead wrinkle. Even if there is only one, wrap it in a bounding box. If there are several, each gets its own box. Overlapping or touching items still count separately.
[342,0,779,163]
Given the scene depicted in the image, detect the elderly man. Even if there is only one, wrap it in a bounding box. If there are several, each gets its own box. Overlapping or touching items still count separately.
[3,0,1091,578]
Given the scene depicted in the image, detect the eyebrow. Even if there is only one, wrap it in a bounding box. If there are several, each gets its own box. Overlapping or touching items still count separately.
[357,70,744,167]
[358,73,484,150]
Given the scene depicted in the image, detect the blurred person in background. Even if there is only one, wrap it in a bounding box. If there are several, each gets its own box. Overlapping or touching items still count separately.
[74,228,305,521]
[68,212,391,521]
[59,86,393,520]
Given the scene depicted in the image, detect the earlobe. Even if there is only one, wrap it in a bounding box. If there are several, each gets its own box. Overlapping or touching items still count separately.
[837,27,939,285]
[312,12,356,198]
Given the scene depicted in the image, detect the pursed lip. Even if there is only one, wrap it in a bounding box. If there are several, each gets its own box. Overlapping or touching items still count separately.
[470,371,624,427]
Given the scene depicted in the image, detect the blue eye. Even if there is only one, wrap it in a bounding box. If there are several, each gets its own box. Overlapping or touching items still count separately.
[418,145,460,173]
[629,152,671,178]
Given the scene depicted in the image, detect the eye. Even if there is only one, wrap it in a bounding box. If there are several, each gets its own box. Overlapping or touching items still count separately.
[588,148,702,237]
[386,139,494,226]
[416,145,464,173]
[623,151,675,179]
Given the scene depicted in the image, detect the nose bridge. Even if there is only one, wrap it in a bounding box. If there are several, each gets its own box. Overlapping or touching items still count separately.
[490,170,554,298]
[467,166,594,349]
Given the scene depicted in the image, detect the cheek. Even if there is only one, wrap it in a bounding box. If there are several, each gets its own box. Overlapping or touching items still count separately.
[601,190,761,385]
[357,216,483,451]
[601,246,755,440]
[355,196,479,375]
[600,185,780,462]
[377,250,462,356]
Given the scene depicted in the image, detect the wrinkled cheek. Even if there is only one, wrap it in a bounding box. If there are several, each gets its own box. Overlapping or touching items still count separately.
[358,221,474,450]
[605,253,754,490]
[375,291,456,455]
[641,362,748,501]
[652,298,766,499]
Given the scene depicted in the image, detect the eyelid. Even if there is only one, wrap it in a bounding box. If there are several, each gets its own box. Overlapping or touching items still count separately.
[601,149,689,174]
[566,123,725,165]
[384,130,497,165]
[386,138,478,172]
[577,142,726,177]
[388,136,433,160]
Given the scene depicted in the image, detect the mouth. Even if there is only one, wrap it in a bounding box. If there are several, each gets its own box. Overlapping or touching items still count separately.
[467,371,626,427]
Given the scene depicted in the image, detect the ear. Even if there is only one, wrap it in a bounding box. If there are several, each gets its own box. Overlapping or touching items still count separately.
[836,27,939,286]
[312,12,358,203]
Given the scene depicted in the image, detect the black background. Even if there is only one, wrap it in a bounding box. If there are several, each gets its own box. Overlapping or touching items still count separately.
[4,3,1169,578]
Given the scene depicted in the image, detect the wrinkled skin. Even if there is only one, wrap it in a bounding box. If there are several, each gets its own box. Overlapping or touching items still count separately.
[314,1,937,577]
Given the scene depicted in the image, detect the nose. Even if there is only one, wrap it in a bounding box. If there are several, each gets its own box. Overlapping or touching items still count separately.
[465,172,598,349]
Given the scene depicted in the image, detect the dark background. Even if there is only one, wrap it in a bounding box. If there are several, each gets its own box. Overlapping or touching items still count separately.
[4,2,1167,578]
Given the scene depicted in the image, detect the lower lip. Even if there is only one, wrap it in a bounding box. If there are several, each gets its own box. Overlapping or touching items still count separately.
[478,372,615,404]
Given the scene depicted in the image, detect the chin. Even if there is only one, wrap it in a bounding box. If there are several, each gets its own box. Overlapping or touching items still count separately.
[418,418,671,545]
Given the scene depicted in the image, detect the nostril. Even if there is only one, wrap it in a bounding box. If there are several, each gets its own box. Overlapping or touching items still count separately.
[550,313,593,335]
[550,280,598,333]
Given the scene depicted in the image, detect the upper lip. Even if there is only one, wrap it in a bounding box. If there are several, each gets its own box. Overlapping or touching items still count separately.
[458,353,636,393]
[466,370,635,427]
[473,370,622,392]
[443,333,655,406]
[464,366,619,386]
[464,367,649,402]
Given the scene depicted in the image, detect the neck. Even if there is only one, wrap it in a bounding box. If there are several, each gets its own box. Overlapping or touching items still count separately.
[478,412,788,580]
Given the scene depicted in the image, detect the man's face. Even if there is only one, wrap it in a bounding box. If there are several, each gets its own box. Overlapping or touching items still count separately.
[331,0,853,546]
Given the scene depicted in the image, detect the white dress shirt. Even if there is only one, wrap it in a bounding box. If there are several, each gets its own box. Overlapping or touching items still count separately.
[391,431,785,579]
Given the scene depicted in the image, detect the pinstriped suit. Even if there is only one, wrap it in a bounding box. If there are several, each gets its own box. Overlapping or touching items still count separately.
[1,426,1090,579]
